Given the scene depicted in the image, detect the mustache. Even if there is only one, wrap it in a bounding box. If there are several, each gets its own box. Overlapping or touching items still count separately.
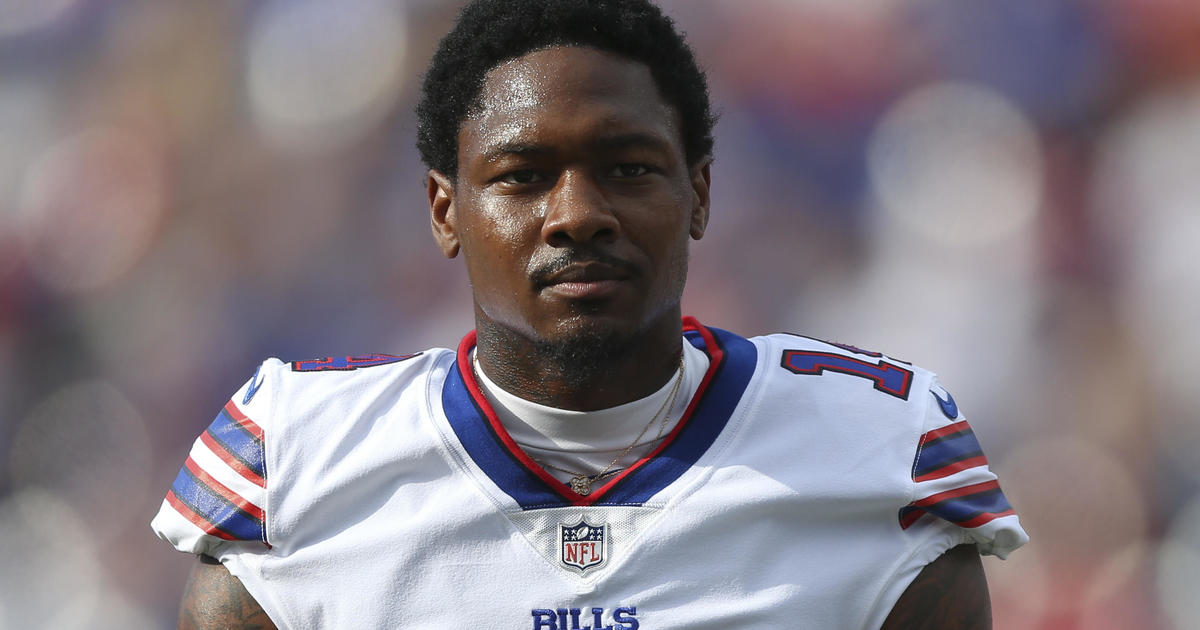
[529,249,640,284]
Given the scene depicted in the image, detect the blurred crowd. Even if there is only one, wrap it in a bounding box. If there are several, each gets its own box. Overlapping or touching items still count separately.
[2,0,1199,627]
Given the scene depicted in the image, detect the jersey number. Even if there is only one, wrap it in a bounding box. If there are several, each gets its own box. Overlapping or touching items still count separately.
[781,350,913,400]
[291,353,420,372]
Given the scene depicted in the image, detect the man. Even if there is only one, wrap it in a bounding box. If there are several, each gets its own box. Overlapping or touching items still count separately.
[153,0,1027,628]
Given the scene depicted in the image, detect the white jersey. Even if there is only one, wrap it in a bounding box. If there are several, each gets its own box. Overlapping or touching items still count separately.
[152,317,1027,630]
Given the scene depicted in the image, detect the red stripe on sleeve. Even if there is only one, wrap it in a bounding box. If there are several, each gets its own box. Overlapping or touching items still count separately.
[921,420,971,443]
[958,508,1016,529]
[223,400,265,442]
[165,490,238,541]
[183,457,265,520]
[913,479,1000,508]
[200,431,267,488]
[899,509,926,530]
[913,454,990,482]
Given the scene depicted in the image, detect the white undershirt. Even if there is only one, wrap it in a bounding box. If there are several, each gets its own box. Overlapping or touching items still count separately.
[473,341,710,484]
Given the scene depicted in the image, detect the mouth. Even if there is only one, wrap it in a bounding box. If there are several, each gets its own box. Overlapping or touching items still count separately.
[535,260,637,300]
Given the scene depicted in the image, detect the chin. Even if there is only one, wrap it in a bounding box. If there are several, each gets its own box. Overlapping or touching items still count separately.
[547,299,677,347]
[535,313,637,379]
[544,313,630,351]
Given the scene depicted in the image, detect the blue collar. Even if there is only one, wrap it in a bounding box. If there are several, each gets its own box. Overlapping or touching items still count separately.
[441,318,758,509]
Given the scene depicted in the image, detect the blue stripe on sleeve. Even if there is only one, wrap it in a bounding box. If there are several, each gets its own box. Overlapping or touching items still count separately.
[169,466,265,541]
[924,488,1013,525]
[914,430,984,477]
[206,410,266,478]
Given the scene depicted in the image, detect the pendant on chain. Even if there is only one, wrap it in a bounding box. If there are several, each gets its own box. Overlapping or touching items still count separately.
[570,475,592,496]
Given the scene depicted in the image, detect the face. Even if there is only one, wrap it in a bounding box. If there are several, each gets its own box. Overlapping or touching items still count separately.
[429,46,710,348]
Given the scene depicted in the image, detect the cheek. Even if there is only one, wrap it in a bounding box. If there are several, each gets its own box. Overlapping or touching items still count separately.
[494,190,549,237]
[640,203,694,296]
[664,233,692,289]
[652,188,698,261]
[473,206,530,244]
[459,200,541,287]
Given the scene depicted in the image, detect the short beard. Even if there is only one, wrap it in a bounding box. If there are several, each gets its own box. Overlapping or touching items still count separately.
[530,322,634,388]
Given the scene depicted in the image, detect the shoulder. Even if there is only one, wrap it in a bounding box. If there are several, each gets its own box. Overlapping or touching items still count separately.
[285,352,439,374]
[242,348,454,475]
[259,349,452,399]
[702,328,943,501]
[746,330,935,409]
[151,347,455,556]
[226,348,449,421]
[689,325,940,447]
[222,350,453,439]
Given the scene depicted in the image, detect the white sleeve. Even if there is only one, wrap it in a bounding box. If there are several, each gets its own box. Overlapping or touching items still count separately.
[150,359,284,556]
[898,377,1029,559]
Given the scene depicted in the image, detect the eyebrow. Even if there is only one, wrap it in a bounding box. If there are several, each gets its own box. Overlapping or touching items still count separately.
[590,132,674,154]
[480,142,550,164]
[479,132,675,164]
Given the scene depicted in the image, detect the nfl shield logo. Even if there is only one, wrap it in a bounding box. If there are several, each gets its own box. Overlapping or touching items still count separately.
[559,520,607,572]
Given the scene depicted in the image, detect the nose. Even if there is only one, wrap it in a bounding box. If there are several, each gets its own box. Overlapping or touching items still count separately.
[540,170,620,247]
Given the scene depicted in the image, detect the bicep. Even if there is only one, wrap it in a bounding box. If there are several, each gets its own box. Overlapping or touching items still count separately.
[178,555,277,630]
[880,544,991,630]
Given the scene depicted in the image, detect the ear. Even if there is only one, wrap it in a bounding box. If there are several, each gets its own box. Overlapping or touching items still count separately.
[428,169,459,258]
[688,160,711,240]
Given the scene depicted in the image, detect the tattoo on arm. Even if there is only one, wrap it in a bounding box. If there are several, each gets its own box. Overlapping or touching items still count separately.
[178,555,278,630]
[880,544,991,630]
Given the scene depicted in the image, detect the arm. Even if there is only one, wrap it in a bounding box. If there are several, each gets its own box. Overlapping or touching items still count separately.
[178,555,278,630]
[880,544,991,630]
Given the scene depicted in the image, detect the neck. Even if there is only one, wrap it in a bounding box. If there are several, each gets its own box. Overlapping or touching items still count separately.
[473,313,684,411]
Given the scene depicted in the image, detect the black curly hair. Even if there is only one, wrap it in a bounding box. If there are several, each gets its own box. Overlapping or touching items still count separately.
[416,0,715,180]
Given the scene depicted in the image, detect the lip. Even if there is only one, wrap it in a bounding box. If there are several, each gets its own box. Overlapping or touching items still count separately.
[544,278,628,299]
[539,263,632,299]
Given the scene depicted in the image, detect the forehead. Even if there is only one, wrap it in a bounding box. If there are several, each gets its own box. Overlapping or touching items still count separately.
[459,46,682,162]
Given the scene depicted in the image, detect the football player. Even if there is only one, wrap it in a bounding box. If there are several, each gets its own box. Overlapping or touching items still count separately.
[153,1,1027,628]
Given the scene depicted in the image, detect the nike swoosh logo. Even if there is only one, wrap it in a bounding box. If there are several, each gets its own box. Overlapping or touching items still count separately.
[931,389,958,419]
[243,366,265,405]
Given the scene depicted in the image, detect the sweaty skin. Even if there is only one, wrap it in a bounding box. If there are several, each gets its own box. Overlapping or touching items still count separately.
[882,544,992,629]
[428,47,710,411]
[179,555,276,630]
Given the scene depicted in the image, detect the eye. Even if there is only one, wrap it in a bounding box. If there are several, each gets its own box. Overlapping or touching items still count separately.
[608,163,650,178]
[497,169,544,185]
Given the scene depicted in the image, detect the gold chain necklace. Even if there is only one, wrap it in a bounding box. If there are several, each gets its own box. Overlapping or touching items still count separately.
[474,350,686,496]
[545,356,684,496]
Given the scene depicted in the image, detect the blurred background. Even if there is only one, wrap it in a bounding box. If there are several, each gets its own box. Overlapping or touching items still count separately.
[1,0,1198,627]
